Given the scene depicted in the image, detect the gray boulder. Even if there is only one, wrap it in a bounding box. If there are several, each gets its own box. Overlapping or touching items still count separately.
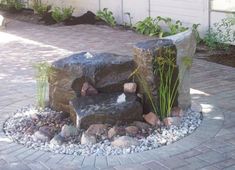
[81,132,97,145]
[70,93,143,129]
[50,134,64,146]
[112,136,139,148]
[32,131,51,142]
[133,29,196,112]
[49,52,135,113]
[60,125,78,138]
[165,29,196,109]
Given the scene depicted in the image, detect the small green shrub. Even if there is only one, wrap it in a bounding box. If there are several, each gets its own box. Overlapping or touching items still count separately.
[135,17,163,37]
[32,0,50,17]
[0,0,23,11]
[135,16,190,37]
[96,8,116,27]
[203,31,219,49]
[157,16,188,36]
[52,6,74,23]
[34,62,54,109]
[204,14,235,50]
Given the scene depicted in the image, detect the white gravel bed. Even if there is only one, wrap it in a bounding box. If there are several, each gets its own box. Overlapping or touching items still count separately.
[3,106,202,156]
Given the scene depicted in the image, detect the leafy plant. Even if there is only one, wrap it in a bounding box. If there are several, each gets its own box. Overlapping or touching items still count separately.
[135,16,190,37]
[153,49,179,119]
[0,0,23,11]
[204,14,235,50]
[130,51,192,119]
[32,0,50,17]
[157,16,188,36]
[52,6,74,23]
[203,31,219,50]
[135,17,163,37]
[34,62,54,109]
[96,8,116,27]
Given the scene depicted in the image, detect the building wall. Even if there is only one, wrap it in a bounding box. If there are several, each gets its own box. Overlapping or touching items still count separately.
[150,0,209,34]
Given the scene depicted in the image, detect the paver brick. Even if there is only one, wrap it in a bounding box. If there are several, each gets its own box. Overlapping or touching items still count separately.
[157,157,188,169]
[185,157,209,169]
[196,150,229,164]
[95,156,108,169]
[107,156,121,167]
[114,163,149,170]
[142,161,169,170]
[213,158,235,169]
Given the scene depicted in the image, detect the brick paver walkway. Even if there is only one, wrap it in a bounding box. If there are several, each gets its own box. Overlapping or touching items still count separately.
[0,19,235,170]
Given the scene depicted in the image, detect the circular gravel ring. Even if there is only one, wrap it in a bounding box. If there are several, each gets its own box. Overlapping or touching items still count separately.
[3,104,203,156]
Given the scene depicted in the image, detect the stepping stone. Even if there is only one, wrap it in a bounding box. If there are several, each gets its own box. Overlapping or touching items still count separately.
[69,93,143,129]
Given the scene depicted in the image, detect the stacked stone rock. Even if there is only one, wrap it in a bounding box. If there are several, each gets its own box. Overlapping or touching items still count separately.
[133,29,196,112]
[49,29,196,130]
[49,52,144,129]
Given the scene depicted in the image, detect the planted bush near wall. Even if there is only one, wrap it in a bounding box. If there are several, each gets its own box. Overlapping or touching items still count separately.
[135,17,162,37]
[204,14,235,50]
[134,16,189,37]
[32,0,50,17]
[52,6,74,23]
[0,0,23,12]
[96,8,116,27]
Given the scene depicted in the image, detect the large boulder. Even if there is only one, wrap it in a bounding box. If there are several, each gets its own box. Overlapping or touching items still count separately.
[49,52,135,113]
[133,29,196,111]
[165,30,196,109]
[133,39,177,113]
[69,93,143,129]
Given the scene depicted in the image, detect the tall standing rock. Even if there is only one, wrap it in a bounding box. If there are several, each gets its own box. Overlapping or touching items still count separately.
[133,29,196,112]
[165,30,196,109]
[133,39,177,113]
[49,52,135,113]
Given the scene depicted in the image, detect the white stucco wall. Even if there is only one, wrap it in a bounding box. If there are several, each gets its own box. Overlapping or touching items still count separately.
[150,0,209,35]
[28,0,234,36]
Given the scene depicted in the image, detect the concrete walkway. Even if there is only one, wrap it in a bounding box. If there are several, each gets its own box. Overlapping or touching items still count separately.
[0,19,235,170]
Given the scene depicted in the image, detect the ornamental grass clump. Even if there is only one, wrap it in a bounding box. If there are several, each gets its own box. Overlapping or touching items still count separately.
[34,62,54,109]
[129,68,158,114]
[153,49,179,119]
[130,49,192,120]
[155,54,193,119]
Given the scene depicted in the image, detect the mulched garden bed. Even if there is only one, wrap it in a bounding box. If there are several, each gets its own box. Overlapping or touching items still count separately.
[0,8,105,26]
[196,43,235,68]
